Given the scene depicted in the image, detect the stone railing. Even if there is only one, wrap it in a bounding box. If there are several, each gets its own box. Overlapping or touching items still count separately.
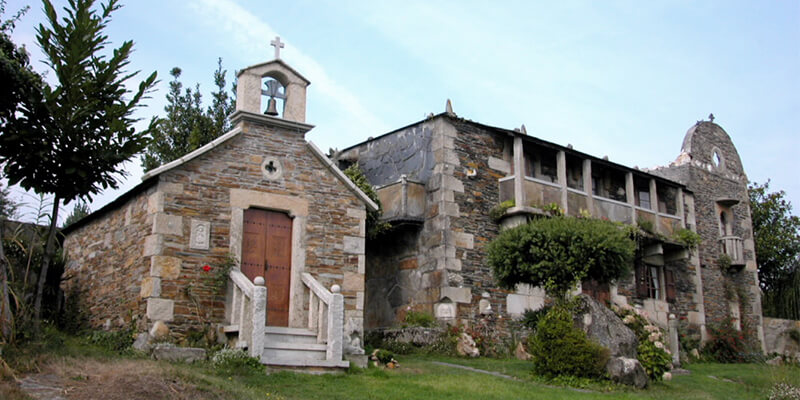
[302,272,343,362]
[719,236,745,266]
[226,270,267,358]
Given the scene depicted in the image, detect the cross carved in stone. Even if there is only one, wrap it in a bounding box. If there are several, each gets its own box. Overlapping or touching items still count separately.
[271,36,285,59]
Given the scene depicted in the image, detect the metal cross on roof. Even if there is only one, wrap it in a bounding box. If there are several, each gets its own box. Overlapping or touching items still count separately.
[270,36,284,59]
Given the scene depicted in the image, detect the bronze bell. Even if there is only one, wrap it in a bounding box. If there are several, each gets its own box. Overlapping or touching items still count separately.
[264,97,279,116]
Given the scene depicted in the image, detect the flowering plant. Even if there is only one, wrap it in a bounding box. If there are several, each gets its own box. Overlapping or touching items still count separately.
[613,305,672,380]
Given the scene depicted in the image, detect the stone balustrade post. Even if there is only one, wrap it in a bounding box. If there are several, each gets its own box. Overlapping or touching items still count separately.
[251,276,267,358]
[668,313,680,367]
[327,284,344,361]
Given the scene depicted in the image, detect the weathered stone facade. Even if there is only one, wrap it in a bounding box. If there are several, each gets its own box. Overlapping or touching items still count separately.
[652,121,764,348]
[339,112,763,350]
[63,58,374,360]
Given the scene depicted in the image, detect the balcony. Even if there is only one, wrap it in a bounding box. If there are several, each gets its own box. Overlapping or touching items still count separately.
[719,236,745,267]
[376,176,426,224]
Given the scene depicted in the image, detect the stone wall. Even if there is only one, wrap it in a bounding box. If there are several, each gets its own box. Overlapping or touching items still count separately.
[63,185,155,331]
[448,120,509,320]
[763,317,800,357]
[64,117,369,344]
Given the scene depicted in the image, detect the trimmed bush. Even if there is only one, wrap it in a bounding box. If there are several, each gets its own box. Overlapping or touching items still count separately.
[487,216,634,299]
[528,306,608,378]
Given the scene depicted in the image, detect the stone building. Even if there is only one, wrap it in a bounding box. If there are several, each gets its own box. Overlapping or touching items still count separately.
[62,47,376,370]
[336,108,764,349]
[62,43,767,367]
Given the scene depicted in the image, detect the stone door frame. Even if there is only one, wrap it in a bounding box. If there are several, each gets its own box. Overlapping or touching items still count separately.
[230,188,309,328]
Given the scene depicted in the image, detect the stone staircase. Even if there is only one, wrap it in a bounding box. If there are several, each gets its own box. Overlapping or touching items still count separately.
[261,326,349,370]
[226,270,348,373]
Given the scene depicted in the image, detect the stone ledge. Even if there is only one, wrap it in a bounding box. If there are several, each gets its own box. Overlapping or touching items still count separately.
[152,345,206,363]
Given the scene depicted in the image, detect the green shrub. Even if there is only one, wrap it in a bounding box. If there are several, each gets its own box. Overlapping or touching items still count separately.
[210,348,265,375]
[487,216,634,299]
[402,310,436,328]
[489,200,515,222]
[702,317,750,363]
[87,327,135,353]
[637,219,655,234]
[717,254,732,271]
[672,228,702,249]
[528,306,608,378]
[520,306,551,330]
[374,349,395,364]
[343,164,392,239]
[542,202,564,216]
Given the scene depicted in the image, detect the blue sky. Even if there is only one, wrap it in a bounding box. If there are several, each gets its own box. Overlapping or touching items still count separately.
[6,0,799,220]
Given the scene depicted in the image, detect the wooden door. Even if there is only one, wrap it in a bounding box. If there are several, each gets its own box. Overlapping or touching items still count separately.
[242,209,293,327]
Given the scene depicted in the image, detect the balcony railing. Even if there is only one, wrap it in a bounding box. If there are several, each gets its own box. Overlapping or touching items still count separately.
[719,236,745,266]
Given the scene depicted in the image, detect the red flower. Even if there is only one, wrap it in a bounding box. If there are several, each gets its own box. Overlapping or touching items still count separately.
[203,265,211,272]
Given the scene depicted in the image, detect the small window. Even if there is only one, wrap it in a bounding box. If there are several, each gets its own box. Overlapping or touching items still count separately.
[635,263,676,302]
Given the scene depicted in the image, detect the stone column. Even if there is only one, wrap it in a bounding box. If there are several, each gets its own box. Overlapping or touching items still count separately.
[649,179,659,232]
[668,314,680,366]
[513,136,525,207]
[327,285,344,362]
[556,150,567,213]
[250,277,267,358]
[677,188,686,228]
[625,172,635,223]
[583,159,594,215]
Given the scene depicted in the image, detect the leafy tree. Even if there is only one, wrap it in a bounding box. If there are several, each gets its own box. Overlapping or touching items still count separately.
[0,0,157,326]
[749,180,800,318]
[142,58,234,171]
[487,216,635,300]
[62,201,90,228]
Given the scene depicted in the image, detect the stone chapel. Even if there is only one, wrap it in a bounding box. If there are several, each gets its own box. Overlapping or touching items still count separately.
[63,41,375,370]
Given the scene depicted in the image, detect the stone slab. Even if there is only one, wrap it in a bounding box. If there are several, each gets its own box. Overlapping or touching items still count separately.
[150,256,182,279]
[140,277,161,298]
[343,236,365,255]
[146,298,174,321]
[152,213,183,236]
[152,345,206,363]
[441,287,471,304]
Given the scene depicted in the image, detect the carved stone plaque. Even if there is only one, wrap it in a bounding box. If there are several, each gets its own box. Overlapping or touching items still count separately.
[189,220,210,250]
[261,157,283,180]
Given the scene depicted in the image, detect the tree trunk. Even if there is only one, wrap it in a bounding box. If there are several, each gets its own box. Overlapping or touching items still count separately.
[0,218,13,341]
[33,195,60,331]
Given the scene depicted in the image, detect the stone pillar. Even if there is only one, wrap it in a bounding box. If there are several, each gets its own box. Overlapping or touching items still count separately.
[327,285,344,362]
[583,159,594,215]
[513,136,525,207]
[649,179,659,232]
[250,277,267,358]
[625,172,635,223]
[668,314,680,366]
[677,188,686,228]
[556,150,567,213]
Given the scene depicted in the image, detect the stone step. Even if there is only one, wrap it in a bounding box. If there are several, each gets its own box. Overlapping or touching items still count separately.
[262,344,327,361]
[264,326,321,345]
[260,357,350,371]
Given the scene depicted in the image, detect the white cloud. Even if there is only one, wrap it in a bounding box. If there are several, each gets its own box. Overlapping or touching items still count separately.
[190,0,389,140]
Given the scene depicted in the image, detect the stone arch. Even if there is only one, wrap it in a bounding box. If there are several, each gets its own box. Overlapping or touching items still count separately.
[235,59,310,123]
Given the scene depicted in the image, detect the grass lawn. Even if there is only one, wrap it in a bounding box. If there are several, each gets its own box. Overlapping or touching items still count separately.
[2,332,798,399]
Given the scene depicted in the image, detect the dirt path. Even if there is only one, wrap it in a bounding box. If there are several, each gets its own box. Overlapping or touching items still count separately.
[15,358,225,400]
